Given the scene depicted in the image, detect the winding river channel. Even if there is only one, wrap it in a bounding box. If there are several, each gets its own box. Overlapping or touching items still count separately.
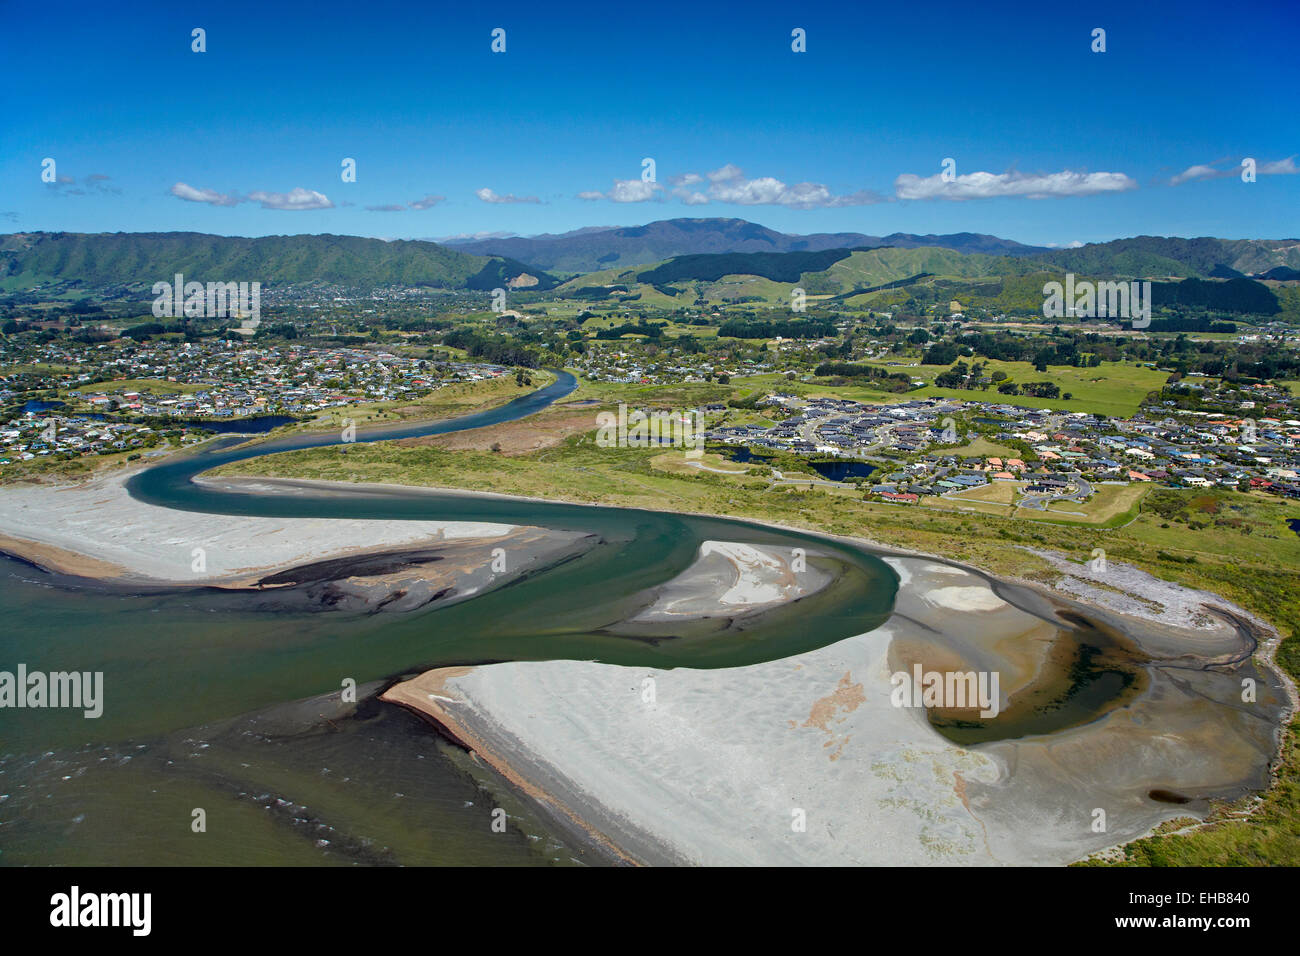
[0,371,1287,865]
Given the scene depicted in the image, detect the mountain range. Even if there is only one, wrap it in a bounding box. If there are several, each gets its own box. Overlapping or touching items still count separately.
[0,232,559,294]
[443,218,1051,273]
[2,223,1297,297]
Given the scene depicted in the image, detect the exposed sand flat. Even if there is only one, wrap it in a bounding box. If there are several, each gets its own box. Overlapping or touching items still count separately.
[632,541,831,621]
[385,556,1286,866]
[0,471,522,584]
[3,468,1288,865]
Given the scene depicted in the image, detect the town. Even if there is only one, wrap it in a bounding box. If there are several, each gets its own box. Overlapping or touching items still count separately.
[0,335,515,468]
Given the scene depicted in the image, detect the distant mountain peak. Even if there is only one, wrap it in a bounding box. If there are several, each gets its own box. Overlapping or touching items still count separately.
[445,217,1049,273]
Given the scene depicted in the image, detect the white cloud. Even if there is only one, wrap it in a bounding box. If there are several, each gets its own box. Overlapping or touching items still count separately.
[586,164,880,209]
[1170,163,1221,186]
[171,182,334,209]
[1259,156,1298,176]
[895,169,1136,201]
[610,179,663,202]
[675,165,882,208]
[475,187,540,204]
[710,176,877,208]
[706,163,745,183]
[579,179,664,202]
[170,182,241,206]
[365,194,445,212]
[673,189,710,205]
[246,187,333,210]
[1169,156,1297,186]
[47,172,122,197]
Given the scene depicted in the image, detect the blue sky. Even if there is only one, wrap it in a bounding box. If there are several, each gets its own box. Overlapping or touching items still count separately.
[2,0,1295,247]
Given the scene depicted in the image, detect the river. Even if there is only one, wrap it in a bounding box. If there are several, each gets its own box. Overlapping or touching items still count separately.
[0,371,1281,865]
[1,371,902,865]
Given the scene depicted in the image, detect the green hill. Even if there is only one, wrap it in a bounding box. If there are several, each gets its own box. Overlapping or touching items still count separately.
[815,247,1036,291]
[1035,237,1300,278]
[636,249,858,285]
[0,232,560,292]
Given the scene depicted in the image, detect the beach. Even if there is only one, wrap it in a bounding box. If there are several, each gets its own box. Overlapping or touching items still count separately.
[0,471,589,597]
[2,470,1292,865]
[384,553,1288,865]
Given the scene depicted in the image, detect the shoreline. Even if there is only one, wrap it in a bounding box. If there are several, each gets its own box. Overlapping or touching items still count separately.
[378,551,1285,865]
[1,467,1293,865]
[198,473,1299,664]
[0,469,539,586]
[380,671,649,867]
[245,474,1294,864]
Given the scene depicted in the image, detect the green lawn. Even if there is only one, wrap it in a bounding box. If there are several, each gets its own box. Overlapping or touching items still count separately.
[908,359,1170,417]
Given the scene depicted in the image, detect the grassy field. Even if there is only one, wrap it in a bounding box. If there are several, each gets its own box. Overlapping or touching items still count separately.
[939,435,1025,459]
[732,372,908,406]
[937,481,1019,506]
[565,376,735,407]
[650,451,750,476]
[924,482,1150,527]
[908,359,1170,417]
[1038,483,1150,525]
[71,378,194,395]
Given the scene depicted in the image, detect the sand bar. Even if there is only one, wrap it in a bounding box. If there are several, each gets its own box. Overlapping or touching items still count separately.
[0,471,526,584]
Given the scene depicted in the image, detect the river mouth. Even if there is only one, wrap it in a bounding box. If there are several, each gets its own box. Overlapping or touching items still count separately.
[0,371,1288,865]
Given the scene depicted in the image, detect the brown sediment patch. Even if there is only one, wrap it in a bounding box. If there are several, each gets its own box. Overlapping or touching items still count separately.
[0,532,130,580]
[381,669,640,866]
[802,671,865,733]
[397,408,600,456]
